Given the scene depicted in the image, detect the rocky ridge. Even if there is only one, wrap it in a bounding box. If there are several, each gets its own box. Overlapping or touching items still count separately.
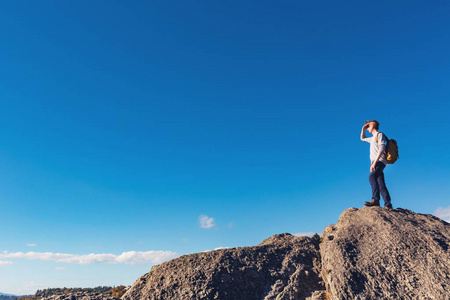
[122,234,327,300]
[38,292,120,300]
[123,206,450,300]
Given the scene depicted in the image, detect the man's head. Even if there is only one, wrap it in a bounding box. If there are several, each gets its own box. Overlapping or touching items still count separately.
[365,120,379,133]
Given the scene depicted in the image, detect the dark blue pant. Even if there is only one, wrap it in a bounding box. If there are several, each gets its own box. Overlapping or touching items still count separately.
[369,162,391,205]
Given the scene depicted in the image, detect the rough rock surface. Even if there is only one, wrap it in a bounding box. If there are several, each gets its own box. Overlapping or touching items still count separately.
[39,292,120,300]
[121,206,449,300]
[122,234,327,300]
[320,206,450,300]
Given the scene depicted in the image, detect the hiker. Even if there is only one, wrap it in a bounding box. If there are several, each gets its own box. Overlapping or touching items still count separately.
[361,120,392,209]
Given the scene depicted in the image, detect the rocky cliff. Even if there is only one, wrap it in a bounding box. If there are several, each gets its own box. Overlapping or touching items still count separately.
[122,206,450,300]
[320,206,450,299]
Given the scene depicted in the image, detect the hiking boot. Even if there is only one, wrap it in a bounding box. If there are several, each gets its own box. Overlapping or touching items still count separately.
[364,199,380,207]
[384,204,393,210]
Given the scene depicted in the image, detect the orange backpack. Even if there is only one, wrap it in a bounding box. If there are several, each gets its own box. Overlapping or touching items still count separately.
[376,133,399,164]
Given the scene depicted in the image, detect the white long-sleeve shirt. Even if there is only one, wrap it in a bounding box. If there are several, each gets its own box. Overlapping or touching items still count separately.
[361,132,387,165]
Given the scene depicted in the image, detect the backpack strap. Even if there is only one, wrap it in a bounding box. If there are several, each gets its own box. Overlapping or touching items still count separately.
[375,132,389,154]
[375,132,389,143]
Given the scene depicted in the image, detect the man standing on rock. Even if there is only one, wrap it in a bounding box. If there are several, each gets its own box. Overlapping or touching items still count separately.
[361,120,392,209]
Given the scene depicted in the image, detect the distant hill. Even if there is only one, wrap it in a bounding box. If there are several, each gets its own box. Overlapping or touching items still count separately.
[0,294,18,300]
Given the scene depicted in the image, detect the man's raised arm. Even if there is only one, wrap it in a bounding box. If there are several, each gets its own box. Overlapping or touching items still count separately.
[361,124,369,141]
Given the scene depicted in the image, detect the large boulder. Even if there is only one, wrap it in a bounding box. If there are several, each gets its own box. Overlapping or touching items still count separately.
[122,234,327,300]
[320,206,450,299]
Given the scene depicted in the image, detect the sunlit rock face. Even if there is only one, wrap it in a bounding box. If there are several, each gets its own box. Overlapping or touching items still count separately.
[320,206,450,300]
[122,234,327,300]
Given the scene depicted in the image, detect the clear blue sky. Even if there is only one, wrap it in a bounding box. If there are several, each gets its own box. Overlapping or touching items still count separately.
[1,0,449,295]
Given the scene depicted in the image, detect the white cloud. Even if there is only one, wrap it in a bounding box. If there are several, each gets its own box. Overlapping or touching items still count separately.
[55,267,66,270]
[434,206,450,222]
[27,244,37,247]
[293,232,316,237]
[0,250,179,265]
[0,260,13,266]
[199,214,216,229]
